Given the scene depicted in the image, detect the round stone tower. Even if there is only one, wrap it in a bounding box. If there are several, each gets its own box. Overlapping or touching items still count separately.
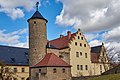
[28,2,48,66]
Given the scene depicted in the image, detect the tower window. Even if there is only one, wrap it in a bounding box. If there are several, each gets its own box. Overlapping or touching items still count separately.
[34,21,36,24]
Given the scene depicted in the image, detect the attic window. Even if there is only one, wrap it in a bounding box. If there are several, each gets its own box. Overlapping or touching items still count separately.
[84,44,86,47]
[59,55,63,58]
[24,52,28,56]
[81,37,83,40]
[11,58,15,63]
[78,36,80,39]
[80,43,82,46]
[75,42,77,46]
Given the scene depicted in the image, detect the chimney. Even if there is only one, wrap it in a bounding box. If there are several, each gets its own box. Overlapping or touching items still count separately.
[78,28,80,31]
[67,31,71,39]
[60,35,64,38]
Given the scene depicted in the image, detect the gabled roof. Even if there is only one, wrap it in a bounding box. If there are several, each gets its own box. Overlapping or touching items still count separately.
[33,53,71,67]
[0,45,28,66]
[91,45,103,63]
[91,45,102,53]
[91,53,99,63]
[28,11,48,22]
[46,43,57,49]
[48,33,76,49]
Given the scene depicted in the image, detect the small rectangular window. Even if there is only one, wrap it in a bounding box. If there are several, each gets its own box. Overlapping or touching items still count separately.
[39,69,41,73]
[14,68,17,73]
[21,77,25,80]
[21,68,25,72]
[75,42,77,46]
[81,37,83,40]
[80,43,82,46]
[80,52,82,56]
[53,68,57,73]
[5,67,9,72]
[77,65,79,70]
[14,78,17,80]
[80,65,83,70]
[100,65,102,70]
[62,68,65,73]
[84,44,86,47]
[85,53,87,58]
[76,52,79,57]
[85,65,88,70]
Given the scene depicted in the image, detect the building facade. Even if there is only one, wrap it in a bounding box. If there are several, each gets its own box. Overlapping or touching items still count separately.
[48,29,110,77]
[0,2,110,80]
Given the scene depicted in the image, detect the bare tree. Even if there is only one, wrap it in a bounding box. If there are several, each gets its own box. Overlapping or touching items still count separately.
[106,46,120,63]
[0,61,18,80]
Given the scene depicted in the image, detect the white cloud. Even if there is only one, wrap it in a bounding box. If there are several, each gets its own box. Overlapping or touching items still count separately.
[102,26,120,42]
[0,28,28,48]
[56,0,120,32]
[89,39,102,47]
[84,33,99,41]
[0,0,40,19]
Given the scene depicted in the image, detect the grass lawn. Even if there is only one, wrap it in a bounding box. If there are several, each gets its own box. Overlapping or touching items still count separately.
[87,74,120,80]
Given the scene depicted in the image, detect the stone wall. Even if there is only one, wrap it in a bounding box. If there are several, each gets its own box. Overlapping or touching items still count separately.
[31,67,71,80]
[29,19,47,66]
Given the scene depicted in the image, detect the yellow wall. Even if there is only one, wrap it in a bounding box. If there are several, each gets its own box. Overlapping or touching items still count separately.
[69,30,91,77]
[68,30,110,77]
[5,65,29,80]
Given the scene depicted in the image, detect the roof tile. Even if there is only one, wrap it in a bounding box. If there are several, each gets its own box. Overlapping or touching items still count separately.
[34,53,71,67]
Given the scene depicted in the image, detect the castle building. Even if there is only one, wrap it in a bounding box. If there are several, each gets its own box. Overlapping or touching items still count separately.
[47,29,110,77]
[28,2,71,80]
[0,45,29,80]
[0,2,110,80]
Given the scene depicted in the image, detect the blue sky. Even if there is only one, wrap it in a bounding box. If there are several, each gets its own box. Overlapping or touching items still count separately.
[0,0,120,53]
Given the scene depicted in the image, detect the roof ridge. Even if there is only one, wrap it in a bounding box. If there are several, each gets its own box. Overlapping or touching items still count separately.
[49,32,76,42]
[0,45,28,49]
[91,45,102,48]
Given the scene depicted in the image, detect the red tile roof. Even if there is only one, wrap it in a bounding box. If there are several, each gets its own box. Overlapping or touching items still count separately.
[33,53,71,67]
[91,53,99,63]
[91,45,102,63]
[48,33,76,49]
